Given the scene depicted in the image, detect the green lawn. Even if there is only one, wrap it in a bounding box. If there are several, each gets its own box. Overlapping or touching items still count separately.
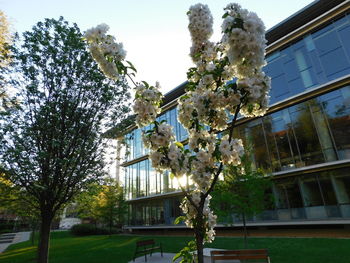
[1,231,349,263]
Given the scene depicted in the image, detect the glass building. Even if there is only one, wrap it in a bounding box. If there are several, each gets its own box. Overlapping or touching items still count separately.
[114,0,350,228]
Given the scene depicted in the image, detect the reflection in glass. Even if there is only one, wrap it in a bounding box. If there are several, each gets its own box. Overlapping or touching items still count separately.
[299,175,323,207]
[289,103,325,166]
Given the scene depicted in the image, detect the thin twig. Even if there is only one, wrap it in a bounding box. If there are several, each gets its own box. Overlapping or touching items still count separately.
[126,73,138,87]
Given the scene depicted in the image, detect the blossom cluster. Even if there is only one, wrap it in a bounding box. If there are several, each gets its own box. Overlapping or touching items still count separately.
[221,3,266,78]
[238,73,271,117]
[143,122,174,150]
[85,24,126,80]
[180,192,217,242]
[133,82,163,127]
[221,3,271,117]
[143,122,189,177]
[219,135,244,165]
[187,3,214,61]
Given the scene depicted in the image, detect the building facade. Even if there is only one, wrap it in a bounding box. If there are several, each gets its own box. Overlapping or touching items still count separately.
[117,0,350,229]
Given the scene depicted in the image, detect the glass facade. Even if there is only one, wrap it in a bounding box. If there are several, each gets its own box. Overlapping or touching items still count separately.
[265,14,350,104]
[119,12,350,226]
[124,107,188,162]
[259,168,350,222]
[128,197,183,226]
[235,86,350,173]
[123,159,187,200]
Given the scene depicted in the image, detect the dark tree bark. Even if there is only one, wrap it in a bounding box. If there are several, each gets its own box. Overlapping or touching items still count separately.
[194,204,205,263]
[38,212,53,263]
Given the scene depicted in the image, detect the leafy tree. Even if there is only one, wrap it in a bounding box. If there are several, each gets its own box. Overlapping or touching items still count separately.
[97,177,127,232]
[0,17,130,263]
[75,182,103,225]
[212,146,273,248]
[0,10,16,111]
[0,10,11,66]
[0,171,40,243]
[76,177,127,233]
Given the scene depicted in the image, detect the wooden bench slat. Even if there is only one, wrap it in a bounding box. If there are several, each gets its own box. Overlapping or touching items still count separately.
[136,240,155,246]
[211,249,268,255]
[133,239,163,262]
[210,249,270,262]
[213,255,269,260]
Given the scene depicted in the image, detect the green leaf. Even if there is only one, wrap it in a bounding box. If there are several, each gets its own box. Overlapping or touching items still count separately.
[173,252,182,261]
[222,12,229,18]
[174,215,186,225]
[141,81,149,88]
[125,60,137,73]
[175,141,184,148]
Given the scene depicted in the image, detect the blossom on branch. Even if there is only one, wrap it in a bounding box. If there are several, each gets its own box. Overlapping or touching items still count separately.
[87,1,271,255]
[133,82,163,127]
[85,24,126,80]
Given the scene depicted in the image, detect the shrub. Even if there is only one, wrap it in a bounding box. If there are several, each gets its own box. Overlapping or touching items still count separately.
[0,229,13,234]
[70,224,121,236]
[0,223,14,231]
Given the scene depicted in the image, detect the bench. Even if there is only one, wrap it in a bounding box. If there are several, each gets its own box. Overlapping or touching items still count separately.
[133,239,163,262]
[211,249,270,263]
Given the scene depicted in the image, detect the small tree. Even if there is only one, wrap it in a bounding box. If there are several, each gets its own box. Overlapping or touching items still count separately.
[75,182,103,226]
[0,10,11,66]
[0,17,130,263]
[85,3,270,262]
[98,178,127,232]
[0,10,17,111]
[212,147,272,248]
[76,178,127,232]
[0,171,40,242]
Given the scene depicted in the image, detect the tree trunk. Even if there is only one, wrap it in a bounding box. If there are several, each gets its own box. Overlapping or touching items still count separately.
[38,213,53,263]
[195,230,204,263]
[242,213,248,249]
[194,209,205,263]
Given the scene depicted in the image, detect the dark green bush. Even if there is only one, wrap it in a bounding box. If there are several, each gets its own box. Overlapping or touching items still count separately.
[0,229,13,234]
[0,223,14,231]
[70,224,121,236]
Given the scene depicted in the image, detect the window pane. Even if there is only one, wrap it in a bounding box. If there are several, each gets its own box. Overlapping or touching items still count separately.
[289,103,325,166]
[300,175,323,206]
[247,120,271,171]
[271,113,296,170]
[321,87,350,159]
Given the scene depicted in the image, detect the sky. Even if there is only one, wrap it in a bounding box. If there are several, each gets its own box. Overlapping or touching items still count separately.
[1,0,315,93]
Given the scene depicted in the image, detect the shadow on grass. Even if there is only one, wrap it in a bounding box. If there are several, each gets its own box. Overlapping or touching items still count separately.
[2,231,350,263]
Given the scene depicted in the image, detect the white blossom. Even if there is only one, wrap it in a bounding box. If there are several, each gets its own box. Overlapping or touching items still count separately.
[134,82,163,127]
[85,24,126,79]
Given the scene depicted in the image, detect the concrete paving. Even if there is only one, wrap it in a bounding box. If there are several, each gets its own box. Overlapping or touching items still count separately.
[0,232,30,253]
[129,252,181,263]
[129,249,234,263]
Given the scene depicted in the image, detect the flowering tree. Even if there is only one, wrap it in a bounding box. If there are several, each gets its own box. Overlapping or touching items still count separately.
[86,3,270,262]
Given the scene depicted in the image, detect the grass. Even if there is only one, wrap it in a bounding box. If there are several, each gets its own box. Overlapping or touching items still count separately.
[1,231,350,263]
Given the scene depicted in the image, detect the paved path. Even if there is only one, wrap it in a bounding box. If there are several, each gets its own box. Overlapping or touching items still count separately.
[0,232,31,253]
[129,252,181,263]
[129,248,229,263]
